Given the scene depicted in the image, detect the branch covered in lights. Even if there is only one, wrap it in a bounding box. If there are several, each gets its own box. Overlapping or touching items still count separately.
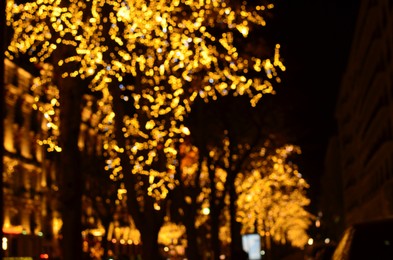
[6,0,285,201]
[236,145,314,248]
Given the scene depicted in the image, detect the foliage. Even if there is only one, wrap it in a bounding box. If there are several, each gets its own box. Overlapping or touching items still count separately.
[5,0,302,258]
[236,144,314,248]
[6,1,285,201]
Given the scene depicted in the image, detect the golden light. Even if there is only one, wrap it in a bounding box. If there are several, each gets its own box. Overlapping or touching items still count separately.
[6,0,285,203]
[158,220,186,246]
[235,144,313,248]
[202,207,210,216]
[52,217,63,236]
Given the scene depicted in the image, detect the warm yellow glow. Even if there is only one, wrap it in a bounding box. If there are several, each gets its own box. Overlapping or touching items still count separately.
[107,221,141,244]
[6,0,285,203]
[236,144,313,248]
[158,219,186,246]
[315,219,321,228]
[52,217,63,236]
[89,228,106,237]
[2,225,24,235]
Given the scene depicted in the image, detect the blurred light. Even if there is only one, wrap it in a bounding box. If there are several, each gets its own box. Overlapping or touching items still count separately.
[202,207,210,215]
[39,254,49,259]
[325,238,330,244]
[181,126,190,135]
[315,219,321,228]
[261,250,266,255]
[2,237,8,250]
[308,238,314,245]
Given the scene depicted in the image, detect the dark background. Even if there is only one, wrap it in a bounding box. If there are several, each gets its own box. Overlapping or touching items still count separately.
[270,0,360,210]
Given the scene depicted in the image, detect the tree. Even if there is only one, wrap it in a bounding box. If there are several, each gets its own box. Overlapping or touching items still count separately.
[236,144,314,251]
[170,95,313,260]
[86,1,284,258]
[184,95,290,258]
[6,0,284,258]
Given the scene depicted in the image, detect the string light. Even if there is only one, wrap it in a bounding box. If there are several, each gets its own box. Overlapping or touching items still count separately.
[236,144,314,248]
[6,0,285,202]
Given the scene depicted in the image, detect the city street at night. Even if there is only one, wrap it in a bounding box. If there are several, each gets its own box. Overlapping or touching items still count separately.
[2,0,393,259]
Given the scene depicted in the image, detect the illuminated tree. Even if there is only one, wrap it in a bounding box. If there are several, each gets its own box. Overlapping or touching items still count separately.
[183,95,289,258]
[174,130,313,259]
[6,0,284,258]
[236,144,314,251]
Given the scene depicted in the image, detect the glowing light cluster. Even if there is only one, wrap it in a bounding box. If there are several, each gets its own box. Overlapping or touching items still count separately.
[6,0,285,202]
[31,63,62,152]
[235,145,313,248]
[172,127,314,250]
[6,0,284,96]
[158,217,186,246]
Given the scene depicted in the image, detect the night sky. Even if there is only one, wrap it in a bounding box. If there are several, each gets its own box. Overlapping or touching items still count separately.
[269,0,360,210]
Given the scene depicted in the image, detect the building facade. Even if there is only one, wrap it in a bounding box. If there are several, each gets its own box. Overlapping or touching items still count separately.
[2,59,142,258]
[3,59,62,257]
[335,0,393,226]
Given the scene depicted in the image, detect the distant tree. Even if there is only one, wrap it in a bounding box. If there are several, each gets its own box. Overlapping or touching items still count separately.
[167,95,313,260]
[236,144,314,250]
[172,95,290,258]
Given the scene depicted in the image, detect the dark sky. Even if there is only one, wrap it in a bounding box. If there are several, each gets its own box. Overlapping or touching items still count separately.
[269,0,360,209]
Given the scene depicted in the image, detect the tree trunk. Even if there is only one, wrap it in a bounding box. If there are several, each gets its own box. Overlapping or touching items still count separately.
[57,76,84,259]
[101,218,111,259]
[109,81,165,260]
[228,175,244,260]
[139,219,163,260]
[210,203,221,260]
[172,150,201,260]
[183,208,201,260]
[209,165,221,260]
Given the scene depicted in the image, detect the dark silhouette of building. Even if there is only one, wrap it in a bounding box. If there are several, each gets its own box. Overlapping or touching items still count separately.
[335,0,393,226]
[319,136,345,243]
